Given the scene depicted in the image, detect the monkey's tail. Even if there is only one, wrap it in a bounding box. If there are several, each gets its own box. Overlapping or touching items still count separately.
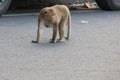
[66,14,71,40]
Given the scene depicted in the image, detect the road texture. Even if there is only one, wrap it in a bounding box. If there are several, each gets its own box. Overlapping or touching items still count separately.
[0,10,120,80]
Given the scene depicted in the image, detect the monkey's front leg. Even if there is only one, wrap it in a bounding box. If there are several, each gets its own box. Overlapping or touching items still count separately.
[50,25,58,43]
[32,28,41,43]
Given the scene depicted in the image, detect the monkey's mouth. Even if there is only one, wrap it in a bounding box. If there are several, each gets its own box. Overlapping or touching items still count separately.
[45,25,49,28]
[45,24,53,28]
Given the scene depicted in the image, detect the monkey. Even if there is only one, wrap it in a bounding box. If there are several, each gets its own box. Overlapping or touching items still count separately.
[32,5,71,43]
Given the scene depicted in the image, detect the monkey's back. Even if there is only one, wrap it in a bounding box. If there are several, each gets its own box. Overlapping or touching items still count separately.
[51,5,70,17]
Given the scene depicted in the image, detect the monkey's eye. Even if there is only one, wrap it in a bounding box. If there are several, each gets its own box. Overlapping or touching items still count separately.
[44,11,47,14]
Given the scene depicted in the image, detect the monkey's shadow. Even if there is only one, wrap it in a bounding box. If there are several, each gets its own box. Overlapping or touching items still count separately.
[31,40,67,48]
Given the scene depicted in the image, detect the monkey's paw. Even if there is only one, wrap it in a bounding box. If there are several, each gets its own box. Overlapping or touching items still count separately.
[57,39,64,42]
[65,37,70,40]
[50,40,57,43]
[31,40,39,43]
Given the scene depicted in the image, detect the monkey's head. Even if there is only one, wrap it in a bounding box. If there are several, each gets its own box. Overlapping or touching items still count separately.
[41,8,56,24]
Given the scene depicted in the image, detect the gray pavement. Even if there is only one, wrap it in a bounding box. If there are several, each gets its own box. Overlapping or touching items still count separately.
[0,10,120,80]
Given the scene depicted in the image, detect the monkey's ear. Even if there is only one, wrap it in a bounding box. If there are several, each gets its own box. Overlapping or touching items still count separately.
[50,9,54,12]
[50,9,55,16]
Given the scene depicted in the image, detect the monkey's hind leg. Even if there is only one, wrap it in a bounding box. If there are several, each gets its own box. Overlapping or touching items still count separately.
[58,18,67,42]
[66,15,71,40]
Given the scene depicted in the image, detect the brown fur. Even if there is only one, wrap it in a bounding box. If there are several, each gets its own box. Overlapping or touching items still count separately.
[32,5,71,43]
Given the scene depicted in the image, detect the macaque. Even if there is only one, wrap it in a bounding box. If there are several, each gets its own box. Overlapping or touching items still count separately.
[32,5,71,43]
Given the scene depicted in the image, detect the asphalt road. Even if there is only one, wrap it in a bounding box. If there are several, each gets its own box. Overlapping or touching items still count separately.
[0,10,120,80]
